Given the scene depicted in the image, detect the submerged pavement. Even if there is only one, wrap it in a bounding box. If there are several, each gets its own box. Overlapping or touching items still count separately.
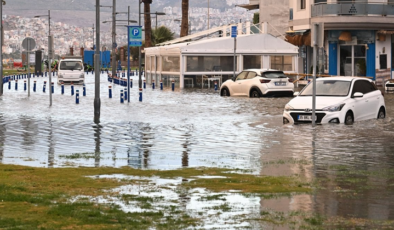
[1,72,394,228]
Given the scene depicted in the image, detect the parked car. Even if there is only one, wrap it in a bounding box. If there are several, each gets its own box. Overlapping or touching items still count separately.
[283,77,386,124]
[57,59,85,84]
[385,79,394,92]
[220,69,294,97]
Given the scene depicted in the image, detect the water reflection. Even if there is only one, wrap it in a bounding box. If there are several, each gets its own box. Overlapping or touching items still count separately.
[182,131,191,167]
[93,122,102,167]
[0,114,5,163]
[47,117,54,168]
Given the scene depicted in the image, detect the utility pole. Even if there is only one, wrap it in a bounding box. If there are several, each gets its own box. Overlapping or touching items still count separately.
[0,0,3,97]
[112,0,116,78]
[92,23,94,49]
[94,0,101,123]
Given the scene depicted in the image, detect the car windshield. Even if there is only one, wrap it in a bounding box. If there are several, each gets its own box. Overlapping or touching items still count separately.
[60,61,83,71]
[261,71,287,78]
[300,80,351,96]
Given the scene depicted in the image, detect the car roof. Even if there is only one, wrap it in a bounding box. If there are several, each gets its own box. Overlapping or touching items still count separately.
[316,76,372,82]
[243,69,283,73]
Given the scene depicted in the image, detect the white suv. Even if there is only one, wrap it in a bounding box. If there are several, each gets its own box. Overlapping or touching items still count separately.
[220,69,294,97]
[57,59,85,84]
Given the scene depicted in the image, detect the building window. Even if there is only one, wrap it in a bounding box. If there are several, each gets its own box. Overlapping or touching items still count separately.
[315,0,327,3]
[186,56,237,72]
[162,56,180,72]
[243,55,261,69]
[300,0,306,9]
[270,56,293,71]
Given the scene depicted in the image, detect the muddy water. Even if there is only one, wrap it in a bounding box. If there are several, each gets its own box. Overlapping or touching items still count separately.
[1,73,394,226]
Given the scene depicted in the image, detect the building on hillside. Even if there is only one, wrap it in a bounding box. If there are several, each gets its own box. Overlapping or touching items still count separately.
[287,0,394,84]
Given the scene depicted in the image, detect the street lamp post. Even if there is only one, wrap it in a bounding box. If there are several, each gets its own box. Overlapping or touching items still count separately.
[94,0,100,123]
[34,10,52,106]
[138,0,142,91]
[112,0,116,79]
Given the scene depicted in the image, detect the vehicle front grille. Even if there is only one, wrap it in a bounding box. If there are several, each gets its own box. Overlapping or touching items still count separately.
[290,113,326,123]
[386,83,394,87]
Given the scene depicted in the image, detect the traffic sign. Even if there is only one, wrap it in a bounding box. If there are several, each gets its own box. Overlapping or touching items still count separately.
[231,26,237,38]
[128,26,142,47]
[22,37,36,51]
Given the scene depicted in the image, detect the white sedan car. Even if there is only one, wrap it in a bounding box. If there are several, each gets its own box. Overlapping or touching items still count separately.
[220,69,294,97]
[283,77,386,124]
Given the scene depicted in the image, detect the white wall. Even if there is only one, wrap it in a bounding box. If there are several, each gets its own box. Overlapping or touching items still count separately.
[375,33,391,70]
[292,0,312,31]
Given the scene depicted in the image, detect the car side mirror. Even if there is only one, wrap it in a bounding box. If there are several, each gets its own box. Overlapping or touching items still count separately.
[353,92,364,98]
[293,92,299,97]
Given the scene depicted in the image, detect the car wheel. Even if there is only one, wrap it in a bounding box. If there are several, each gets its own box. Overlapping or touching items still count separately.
[250,89,260,98]
[377,107,385,119]
[345,112,354,125]
[220,88,229,97]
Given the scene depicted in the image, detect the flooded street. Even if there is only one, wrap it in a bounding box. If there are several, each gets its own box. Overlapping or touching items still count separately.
[1,73,394,229]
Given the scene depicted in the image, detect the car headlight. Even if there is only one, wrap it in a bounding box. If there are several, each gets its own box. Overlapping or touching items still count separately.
[322,103,345,112]
[284,104,294,112]
[58,74,63,78]
[79,74,84,78]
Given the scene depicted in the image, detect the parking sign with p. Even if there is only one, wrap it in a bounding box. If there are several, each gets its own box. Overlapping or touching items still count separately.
[128,26,142,47]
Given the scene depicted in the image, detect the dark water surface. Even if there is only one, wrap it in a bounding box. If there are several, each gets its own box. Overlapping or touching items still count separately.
[1,73,394,226]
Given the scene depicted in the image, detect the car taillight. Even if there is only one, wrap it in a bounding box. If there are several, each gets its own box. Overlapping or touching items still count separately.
[288,78,294,83]
[260,79,271,83]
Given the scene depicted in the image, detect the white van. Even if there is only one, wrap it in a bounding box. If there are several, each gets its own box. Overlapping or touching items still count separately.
[57,59,85,84]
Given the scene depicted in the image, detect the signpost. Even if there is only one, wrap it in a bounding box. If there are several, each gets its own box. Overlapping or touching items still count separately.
[128,26,142,102]
[311,23,324,127]
[22,37,36,97]
[231,26,237,80]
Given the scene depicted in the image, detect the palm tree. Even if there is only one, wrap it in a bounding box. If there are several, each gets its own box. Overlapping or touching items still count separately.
[152,26,175,46]
[143,0,153,48]
[180,0,189,37]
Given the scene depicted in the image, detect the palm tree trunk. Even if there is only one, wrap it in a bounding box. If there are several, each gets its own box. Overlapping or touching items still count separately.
[143,0,152,48]
[180,0,189,37]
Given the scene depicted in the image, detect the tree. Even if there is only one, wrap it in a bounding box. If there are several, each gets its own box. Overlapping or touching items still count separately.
[152,26,175,46]
[180,0,189,37]
[143,0,153,48]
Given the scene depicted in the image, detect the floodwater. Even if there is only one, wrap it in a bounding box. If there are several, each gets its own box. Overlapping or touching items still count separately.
[1,72,394,228]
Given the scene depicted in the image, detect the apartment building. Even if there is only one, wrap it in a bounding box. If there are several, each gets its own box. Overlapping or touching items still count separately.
[290,0,394,82]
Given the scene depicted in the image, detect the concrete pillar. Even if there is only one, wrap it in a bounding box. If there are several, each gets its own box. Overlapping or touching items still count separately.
[246,20,251,35]
[180,55,185,89]
[238,22,243,35]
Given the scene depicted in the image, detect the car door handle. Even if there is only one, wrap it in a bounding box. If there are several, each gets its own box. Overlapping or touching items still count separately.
[365,100,369,102]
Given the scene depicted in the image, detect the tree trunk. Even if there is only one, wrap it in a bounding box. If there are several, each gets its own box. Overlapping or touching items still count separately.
[143,0,152,48]
[180,0,189,37]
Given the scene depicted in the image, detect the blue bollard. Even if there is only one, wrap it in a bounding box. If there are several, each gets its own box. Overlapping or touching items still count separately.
[143,80,146,89]
[130,79,133,88]
[15,80,18,90]
[43,81,46,92]
[51,82,54,93]
[124,88,127,101]
[33,81,36,92]
[71,84,74,96]
[53,71,55,76]
[160,80,163,90]
[139,88,142,102]
[120,90,124,103]
[24,80,27,91]
[172,80,175,91]
[83,84,86,96]
[61,82,64,94]
[152,80,155,90]
[8,79,11,90]
[214,81,218,91]
[76,90,80,104]
[109,85,112,98]
[45,72,47,77]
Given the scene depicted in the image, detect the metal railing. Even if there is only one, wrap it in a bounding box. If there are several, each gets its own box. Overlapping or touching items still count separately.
[312,2,394,17]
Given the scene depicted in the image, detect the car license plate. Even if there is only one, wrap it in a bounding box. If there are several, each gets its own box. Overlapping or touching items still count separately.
[298,115,317,121]
[275,82,286,86]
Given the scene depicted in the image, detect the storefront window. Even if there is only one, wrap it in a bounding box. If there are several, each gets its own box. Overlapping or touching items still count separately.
[270,56,293,71]
[162,56,180,72]
[243,56,261,69]
[186,56,237,72]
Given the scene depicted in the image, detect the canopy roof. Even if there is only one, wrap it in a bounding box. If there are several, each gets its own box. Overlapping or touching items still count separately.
[145,33,298,56]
